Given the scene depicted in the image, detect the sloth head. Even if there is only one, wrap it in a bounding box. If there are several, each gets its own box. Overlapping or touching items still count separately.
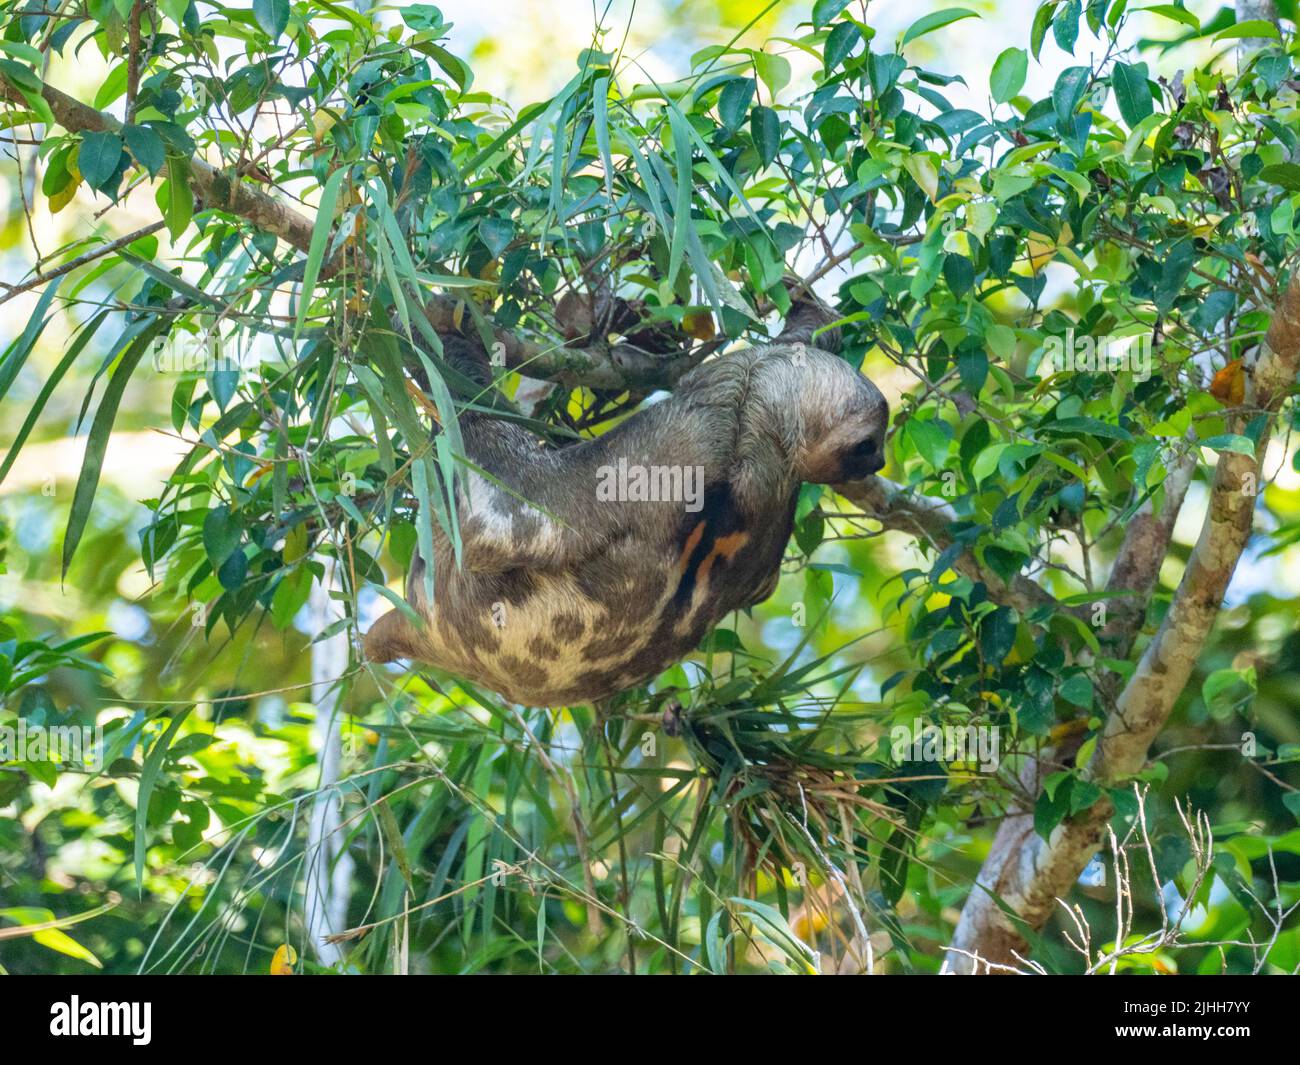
[755,344,889,485]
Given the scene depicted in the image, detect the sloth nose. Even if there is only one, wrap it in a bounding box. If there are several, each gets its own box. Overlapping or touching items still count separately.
[839,435,885,480]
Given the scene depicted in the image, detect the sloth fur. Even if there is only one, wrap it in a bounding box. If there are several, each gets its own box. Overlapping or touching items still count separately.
[364,338,889,706]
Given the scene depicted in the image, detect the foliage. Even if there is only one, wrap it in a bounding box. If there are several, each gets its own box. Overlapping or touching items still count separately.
[1,0,1299,973]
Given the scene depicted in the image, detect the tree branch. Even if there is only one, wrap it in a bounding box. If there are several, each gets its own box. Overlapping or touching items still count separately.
[1096,444,1198,657]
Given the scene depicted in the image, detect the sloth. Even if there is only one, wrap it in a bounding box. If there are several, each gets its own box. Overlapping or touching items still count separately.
[363,333,889,706]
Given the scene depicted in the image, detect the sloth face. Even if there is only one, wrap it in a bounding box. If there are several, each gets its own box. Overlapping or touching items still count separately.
[779,347,889,484]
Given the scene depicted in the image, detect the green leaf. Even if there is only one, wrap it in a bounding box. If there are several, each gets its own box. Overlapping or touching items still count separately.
[811,0,852,27]
[295,164,348,338]
[1030,2,1054,59]
[1059,672,1093,709]
[202,505,242,567]
[0,57,41,95]
[1154,238,1195,313]
[253,0,289,38]
[873,824,909,909]
[124,124,166,177]
[666,105,694,288]
[1051,0,1081,54]
[824,21,861,70]
[1138,4,1200,32]
[1112,62,1153,128]
[1260,163,1300,192]
[1199,433,1255,457]
[718,77,754,130]
[161,156,193,240]
[1052,66,1091,125]
[134,708,193,892]
[989,48,1028,104]
[270,567,312,628]
[1283,792,1300,824]
[753,52,791,96]
[93,62,129,110]
[0,273,62,402]
[477,216,513,258]
[62,319,170,574]
[750,104,781,167]
[78,130,124,192]
[0,310,108,486]
[1214,19,1281,43]
[901,7,979,46]
[906,417,949,469]
[957,344,988,393]
[591,74,615,205]
[217,547,248,590]
[1041,416,1133,442]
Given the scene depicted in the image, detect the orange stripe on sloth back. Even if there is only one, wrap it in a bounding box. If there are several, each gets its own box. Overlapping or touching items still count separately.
[677,521,707,573]
[695,530,750,590]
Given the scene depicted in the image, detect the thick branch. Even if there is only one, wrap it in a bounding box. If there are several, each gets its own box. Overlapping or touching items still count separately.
[1096,446,1197,657]
[945,274,1300,973]
[2,77,323,255]
[419,295,717,390]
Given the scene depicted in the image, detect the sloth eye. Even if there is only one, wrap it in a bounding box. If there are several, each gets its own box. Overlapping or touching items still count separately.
[849,437,876,457]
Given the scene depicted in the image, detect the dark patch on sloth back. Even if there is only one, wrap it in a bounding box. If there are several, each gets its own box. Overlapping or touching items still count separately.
[553,612,586,642]
[527,635,558,658]
[603,482,800,693]
[671,481,746,611]
[497,654,548,689]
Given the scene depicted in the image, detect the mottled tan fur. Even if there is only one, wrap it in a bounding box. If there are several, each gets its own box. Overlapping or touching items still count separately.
[365,342,888,705]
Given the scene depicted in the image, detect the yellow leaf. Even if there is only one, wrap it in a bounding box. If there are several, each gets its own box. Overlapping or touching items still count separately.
[1210,359,1245,405]
[50,155,81,214]
[282,524,308,563]
[271,943,298,975]
[682,308,716,341]
[902,153,940,202]
[312,109,338,145]
[33,928,102,968]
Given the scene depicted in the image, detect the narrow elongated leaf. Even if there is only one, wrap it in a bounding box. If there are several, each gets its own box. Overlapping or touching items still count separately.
[0,309,107,485]
[294,164,348,338]
[62,317,170,574]
[592,75,616,206]
[1214,19,1280,42]
[666,106,694,287]
[0,273,63,401]
[134,708,193,891]
[901,7,979,47]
